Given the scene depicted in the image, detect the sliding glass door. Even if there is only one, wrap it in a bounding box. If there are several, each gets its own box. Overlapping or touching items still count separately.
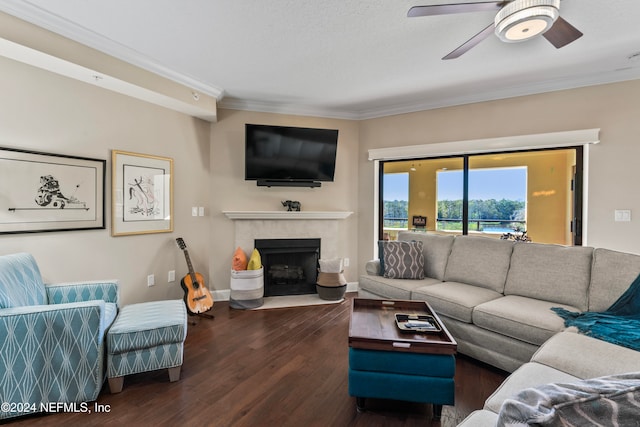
[380,147,582,245]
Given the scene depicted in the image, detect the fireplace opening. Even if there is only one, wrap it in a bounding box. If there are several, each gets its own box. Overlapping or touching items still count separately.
[255,238,320,297]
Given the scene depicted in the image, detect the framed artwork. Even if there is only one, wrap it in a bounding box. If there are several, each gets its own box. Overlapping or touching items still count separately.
[111,150,173,236]
[0,147,105,234]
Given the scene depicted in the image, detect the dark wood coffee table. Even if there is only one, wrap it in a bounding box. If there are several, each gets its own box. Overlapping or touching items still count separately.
[348,298,457,418]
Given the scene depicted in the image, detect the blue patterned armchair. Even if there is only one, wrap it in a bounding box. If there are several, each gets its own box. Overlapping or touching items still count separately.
[0,253,119,420]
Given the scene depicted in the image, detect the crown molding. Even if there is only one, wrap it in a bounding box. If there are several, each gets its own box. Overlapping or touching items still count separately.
[1,1,639,121]
[0,0,224,100]
[221,69,640,120]
[218,97,362,121]
[356,69,640,120]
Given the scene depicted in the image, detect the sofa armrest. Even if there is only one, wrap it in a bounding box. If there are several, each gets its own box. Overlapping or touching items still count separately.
[46,279,119,306]
[0,301,107,418]
[365,259,381,276]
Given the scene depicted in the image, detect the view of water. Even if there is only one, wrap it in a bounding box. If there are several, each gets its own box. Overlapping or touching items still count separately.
[482,227,517,233]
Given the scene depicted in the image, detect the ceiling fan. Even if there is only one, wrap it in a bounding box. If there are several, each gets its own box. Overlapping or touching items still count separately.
[408,0,583,60]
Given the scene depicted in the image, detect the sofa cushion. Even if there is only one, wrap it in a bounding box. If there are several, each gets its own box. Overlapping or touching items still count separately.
[380,240,425,279]
[358,274,440,300]
[473,295,576,346]
[532,330,640,380]
[0,253,46,309]
[589,248,640,312]
[108,300,187,355]
[412,281,503,323]
[443,236,514,293]
[504,243,593,311]
[398,231,454,280]
[496,372,640,427]
[484,362,580,413]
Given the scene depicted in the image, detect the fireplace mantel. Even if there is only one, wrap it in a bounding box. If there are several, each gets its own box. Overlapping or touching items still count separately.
[223,211,353,220]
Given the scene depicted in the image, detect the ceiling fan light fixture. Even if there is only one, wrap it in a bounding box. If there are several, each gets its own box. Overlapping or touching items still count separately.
[495,0,560,43]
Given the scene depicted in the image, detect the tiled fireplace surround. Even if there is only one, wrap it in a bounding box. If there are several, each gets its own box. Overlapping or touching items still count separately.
[223,211,354,295]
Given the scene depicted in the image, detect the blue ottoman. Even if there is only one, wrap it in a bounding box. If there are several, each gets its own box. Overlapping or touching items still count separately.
[348,348,455,416]
[107,299,187,393]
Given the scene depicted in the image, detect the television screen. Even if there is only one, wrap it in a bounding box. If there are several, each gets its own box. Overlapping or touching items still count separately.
[245,124,338,183]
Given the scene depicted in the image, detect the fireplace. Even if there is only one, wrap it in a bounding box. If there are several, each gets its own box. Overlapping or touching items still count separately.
[255,238,321,297]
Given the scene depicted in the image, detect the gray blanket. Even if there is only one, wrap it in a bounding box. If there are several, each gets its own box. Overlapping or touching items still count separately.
[496,372,640,426]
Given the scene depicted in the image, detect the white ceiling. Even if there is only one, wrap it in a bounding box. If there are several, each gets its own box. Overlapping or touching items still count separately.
[1,0,640,120]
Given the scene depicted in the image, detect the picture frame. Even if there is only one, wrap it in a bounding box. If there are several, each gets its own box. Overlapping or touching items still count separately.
[111,150,173,236]
[0,147,105,234]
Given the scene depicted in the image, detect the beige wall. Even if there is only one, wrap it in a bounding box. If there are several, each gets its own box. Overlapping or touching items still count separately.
[0,55,212,306]
[209,109,360,293]
[358,80,640,275]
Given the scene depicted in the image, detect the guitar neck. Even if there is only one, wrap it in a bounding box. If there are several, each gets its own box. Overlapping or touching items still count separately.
[183,250,199,284]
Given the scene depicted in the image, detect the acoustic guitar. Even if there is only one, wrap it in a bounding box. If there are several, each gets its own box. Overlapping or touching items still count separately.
[176,238,214,314]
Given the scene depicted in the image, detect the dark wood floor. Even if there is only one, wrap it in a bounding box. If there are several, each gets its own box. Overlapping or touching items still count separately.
[6,293,507,426]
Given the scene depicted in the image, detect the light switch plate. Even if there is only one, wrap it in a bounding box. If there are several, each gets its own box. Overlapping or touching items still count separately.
[615,209,632,222]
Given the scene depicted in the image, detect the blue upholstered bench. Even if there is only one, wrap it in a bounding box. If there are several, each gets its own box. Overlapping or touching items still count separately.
[107,299,187,393]
[348,348,456,417]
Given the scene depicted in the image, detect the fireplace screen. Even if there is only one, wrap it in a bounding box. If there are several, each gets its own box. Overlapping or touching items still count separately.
[255,238,320,296]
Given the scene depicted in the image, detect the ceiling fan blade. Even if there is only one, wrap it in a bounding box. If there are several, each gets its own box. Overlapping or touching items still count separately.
[543,17,583,48]
[443,22,495,60]
[408,1,505,17]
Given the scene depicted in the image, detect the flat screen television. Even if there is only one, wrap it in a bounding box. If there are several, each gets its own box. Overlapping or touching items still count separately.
[245,124,338,187]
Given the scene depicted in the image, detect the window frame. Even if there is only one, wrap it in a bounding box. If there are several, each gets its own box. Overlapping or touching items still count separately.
[379,145,584,245]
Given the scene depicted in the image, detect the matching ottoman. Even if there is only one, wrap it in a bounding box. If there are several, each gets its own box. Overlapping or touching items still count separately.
[349,348,456,417]
[107,299,187,393]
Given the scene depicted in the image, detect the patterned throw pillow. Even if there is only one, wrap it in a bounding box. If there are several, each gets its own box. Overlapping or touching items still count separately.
[381,240,425,280]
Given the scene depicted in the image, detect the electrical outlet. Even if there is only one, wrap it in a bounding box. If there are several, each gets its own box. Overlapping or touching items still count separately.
[147,274,155,287]
[615,209,632,222]
[343,258,350,267]
[198,207,205,216]
[168,270,175,282]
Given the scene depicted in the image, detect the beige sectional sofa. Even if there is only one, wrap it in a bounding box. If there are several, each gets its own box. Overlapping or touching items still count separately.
[359,230,640,424]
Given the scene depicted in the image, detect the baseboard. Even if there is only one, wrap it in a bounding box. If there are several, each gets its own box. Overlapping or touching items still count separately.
[212,289,231,302]
[212,282,359,302]
[346,281,358,293]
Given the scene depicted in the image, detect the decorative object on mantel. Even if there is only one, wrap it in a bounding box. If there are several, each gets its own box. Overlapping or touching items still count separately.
[230,247,264,309]
[316,258,347,301]
[282,200,301,211]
